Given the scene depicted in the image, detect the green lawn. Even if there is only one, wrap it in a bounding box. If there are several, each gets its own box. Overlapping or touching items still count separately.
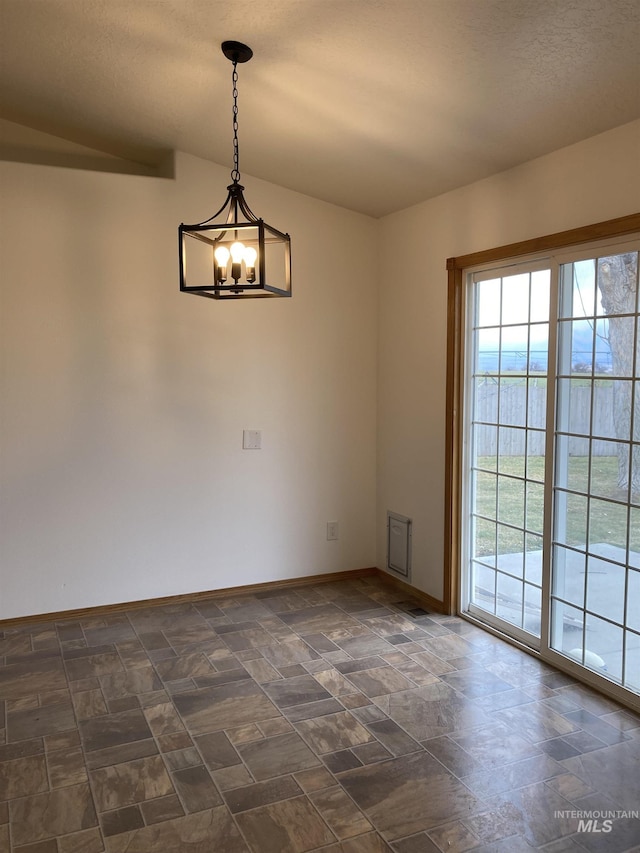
[474,455,639,557]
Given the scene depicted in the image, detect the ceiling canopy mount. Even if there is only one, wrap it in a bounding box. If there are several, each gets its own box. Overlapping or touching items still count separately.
[221,40,253,64]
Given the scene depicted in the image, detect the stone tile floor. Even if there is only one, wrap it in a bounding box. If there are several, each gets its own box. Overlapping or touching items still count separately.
[0,576,639,852]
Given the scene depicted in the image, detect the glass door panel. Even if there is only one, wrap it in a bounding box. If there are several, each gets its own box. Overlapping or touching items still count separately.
[550,249,640,691]
[467,265,551,643]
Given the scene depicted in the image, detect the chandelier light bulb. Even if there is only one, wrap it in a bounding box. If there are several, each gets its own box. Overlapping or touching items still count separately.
[230,241,246,262]
[243,245,258,283]
[214,245,230,267]
[243,245,257,266]
[230,241,245,281]
[214,245,230,283]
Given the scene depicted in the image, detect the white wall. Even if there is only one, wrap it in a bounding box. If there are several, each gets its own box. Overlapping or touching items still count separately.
[0,151,378,619]
[377,120,640,603]
[3,119,639,620]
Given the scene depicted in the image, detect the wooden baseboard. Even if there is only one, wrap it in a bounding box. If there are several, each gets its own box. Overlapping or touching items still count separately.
[0,568,379,629]
[0,566,446,629]
[373,568,446,614]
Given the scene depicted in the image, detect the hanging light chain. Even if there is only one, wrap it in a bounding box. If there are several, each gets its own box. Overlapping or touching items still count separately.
[231,61,241,183]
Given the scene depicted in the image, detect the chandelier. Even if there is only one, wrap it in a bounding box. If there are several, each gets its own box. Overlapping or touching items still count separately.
[179,41,292,300]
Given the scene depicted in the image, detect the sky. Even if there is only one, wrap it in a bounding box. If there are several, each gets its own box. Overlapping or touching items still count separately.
[474,261,605,348]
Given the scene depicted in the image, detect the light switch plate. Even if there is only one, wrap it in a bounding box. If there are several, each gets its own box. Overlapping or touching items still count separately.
[243,429,262,450]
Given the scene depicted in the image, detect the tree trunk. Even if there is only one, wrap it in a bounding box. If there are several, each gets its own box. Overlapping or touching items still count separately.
[597,252,639,496]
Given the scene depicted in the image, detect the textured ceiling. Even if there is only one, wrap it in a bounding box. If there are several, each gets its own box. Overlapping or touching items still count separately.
[1,0,639,217]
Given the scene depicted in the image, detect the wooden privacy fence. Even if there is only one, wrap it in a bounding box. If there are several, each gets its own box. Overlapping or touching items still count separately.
[474,382,618,456]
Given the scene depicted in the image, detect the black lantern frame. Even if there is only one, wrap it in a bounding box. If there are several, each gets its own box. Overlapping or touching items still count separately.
[179,41,292,300]
[179,183,291,299]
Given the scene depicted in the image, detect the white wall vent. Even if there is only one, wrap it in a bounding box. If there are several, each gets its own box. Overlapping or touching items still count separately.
[387,511,412,580]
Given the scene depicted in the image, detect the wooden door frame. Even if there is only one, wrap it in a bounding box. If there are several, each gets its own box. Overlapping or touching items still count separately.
[444,213,640,615]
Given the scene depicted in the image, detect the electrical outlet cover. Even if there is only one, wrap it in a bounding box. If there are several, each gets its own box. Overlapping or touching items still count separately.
[243,429,262,449]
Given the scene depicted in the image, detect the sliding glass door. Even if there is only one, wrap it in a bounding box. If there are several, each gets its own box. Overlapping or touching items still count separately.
[461,238,640,701]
